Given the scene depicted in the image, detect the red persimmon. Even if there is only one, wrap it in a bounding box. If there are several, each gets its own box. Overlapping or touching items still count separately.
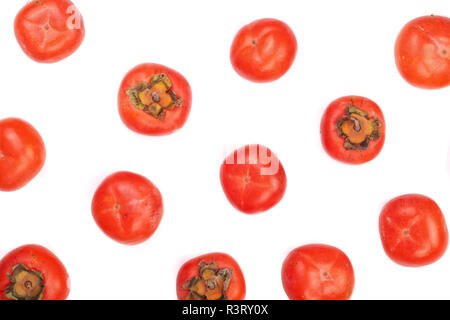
[118,63,192,136]
[230,18,298,82]
[0,244,70,300]
[91,171,164,245]
[0,118,46,191]
[176,252,246,300]
[320,96,385,165]
[379,194,448,267]
[395,15,450,89]
[282,244,355,300]
[14,0,85,63]
[220,144,287,214]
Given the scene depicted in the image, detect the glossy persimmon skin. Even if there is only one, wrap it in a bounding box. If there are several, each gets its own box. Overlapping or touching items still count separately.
[118,63,192,136]
[320,96,385,165]
[395,15,450,89]
[14,0,85,63]
[0,118,46,191]
[282,244,355,300]
[379,194,448,267]
[230,18,298,82]
[91,171,164,245]
[176,252,246,300]
[0,244,70,300]
[220,144,287,214]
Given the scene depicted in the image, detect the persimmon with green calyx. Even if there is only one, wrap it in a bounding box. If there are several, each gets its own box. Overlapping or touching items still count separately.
[0,245,70,300]
[177,253,246,300]
[320,96,385,165]
[118,63,192,136]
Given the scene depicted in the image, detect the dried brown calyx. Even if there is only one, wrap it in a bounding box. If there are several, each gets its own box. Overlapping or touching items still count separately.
[126,73,183,120]
[183,261,233,300]
[336,105,381,150]
[5,264,45,300]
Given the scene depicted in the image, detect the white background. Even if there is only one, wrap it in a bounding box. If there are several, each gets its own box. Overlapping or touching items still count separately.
[1,0,450,300]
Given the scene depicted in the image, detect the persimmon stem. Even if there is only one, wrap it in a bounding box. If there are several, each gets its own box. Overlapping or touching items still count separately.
[126,73,183,121]
[349,116,361,132]
[336,105,381,151]
[5,264,45,300]
[182,261,233,300]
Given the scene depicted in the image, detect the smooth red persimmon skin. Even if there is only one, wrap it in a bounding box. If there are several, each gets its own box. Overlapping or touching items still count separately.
[14,0,85,63]
[91,171,164,245]
[176,252,246,300]
[0,244,70,300]
[0,118,46,192]
[118,63,192,136]
[320,96,385,165]
[395,15,450,89]
[379,194,448,267]
[282,244,355,300]
[230,18,298,82]
[220,144,287,214]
